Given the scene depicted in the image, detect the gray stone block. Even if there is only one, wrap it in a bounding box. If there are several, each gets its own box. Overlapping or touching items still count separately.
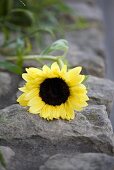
[0,104,113,155]
[86,76,114,114]
[40,153,114,170]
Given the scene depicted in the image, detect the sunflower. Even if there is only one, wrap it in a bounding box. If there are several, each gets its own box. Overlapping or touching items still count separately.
[17,62,89,120]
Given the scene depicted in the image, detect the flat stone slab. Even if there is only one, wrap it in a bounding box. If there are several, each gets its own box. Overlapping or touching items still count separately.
[0,104,113,170]
[86,76,114,114]
[40,153,114,170]
[0,72,20,109]
[0,104,113,155]
[67,46,105,77]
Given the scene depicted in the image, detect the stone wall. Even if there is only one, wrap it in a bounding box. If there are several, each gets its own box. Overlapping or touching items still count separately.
[0,0,114,170]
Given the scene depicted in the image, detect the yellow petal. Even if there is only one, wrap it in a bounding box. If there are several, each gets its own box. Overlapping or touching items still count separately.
[65,66,84,86]
[17,93,28,106]
[42,65,55,78]
[70,84,87,94]
[51,62,60,74]
[73,101,88,111]
[74,106,83,111]
[25,78,43,89]
[28,97,45,114]
[71,93,89,101]
[61,64,67,73]
[63,101,74,120]
[68,95,88,112]
[22,68,44,82]
[22,73,31,82]
[27,96,44,107]
[68,67,82,75]
[67,75,85,86]
[75,100,88,107]
[29,106,40,114]
[58,64,67,79]
[51,106,61,119]
[69,98,83,111]
[26,67,42,76]
[58,104,67,119]
[42,65,51,73]
[25,88,38,100]
[40,105,60,120]
[18,86,27,92]
[40,105,51,119]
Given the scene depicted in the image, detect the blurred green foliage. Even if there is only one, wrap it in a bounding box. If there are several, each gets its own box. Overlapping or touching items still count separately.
[0,0,72,74]
[0,0,89,74]
[0,150,6,169]
[0,0,71,46]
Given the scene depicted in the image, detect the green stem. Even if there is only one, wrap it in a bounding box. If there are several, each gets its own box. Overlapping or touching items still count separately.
[6,55,58,62]
[6,55,66,68]
[57,57,64,68]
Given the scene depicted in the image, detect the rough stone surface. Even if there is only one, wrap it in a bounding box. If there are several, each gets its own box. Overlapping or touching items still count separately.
[0,72,12,96]
[86,76,114,114]
[66,0,103,22]
[66,29,105,57]
[0,146,14,170]
[66,28,106,77]
[0,104,113,153]
[40,153,114,170]
[0,104,113,170]
[66,44,105,77]
[0,72,20,109]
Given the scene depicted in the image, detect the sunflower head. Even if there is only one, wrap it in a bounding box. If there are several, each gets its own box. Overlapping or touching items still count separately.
[17,62,89,120]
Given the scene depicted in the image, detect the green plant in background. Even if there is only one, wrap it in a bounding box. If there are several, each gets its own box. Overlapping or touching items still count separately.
[0,0,71,74]
[0,0,71,47]
[0,0,89,75]
[0,150,6,169]
[68,17,90,30]
[4,39,68,74]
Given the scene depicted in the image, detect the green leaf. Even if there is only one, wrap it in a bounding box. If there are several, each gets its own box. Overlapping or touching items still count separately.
[0,150,6,168]
[41,39,69,55]
[0,61,22,75]
[37,27,54,37]
[0,0,13,16]
[16,38,25,68]
[7,9,34,27]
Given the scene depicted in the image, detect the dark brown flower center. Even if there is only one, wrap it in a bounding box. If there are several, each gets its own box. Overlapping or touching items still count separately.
[39,78,70,106]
